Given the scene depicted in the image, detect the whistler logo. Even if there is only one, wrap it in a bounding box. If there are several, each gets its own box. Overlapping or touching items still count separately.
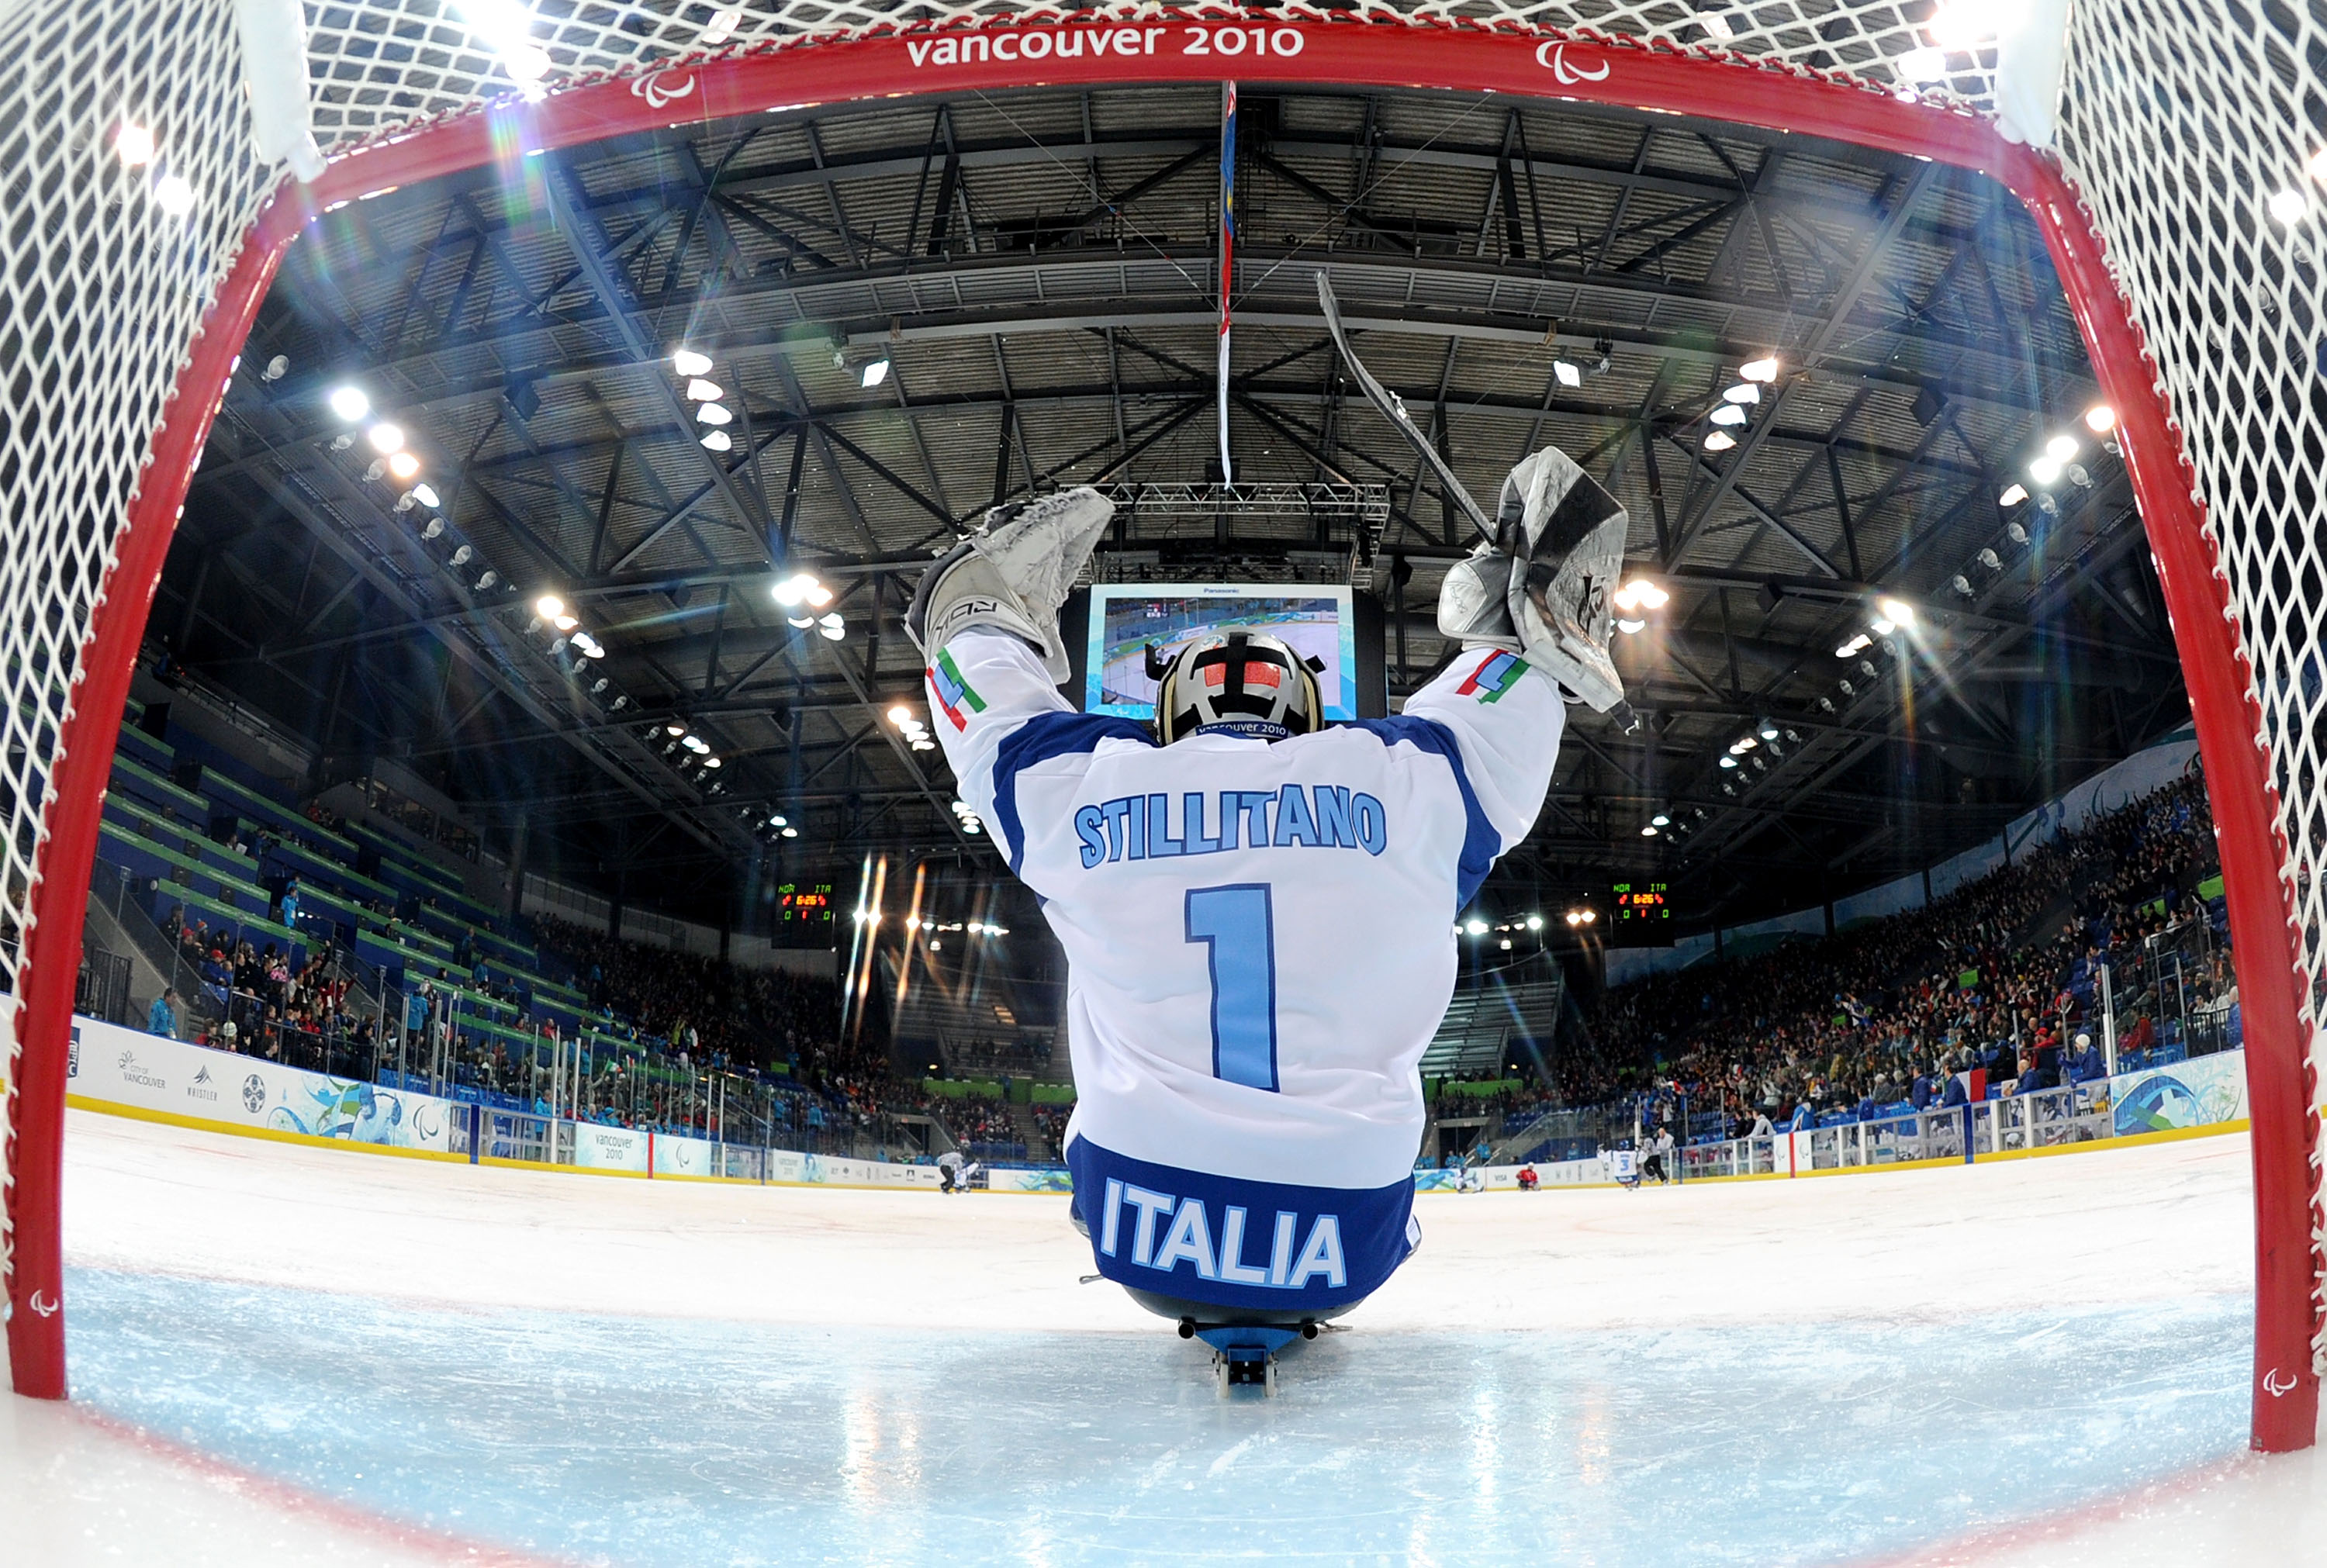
[242,1074,266,1114]
[186,1063,218,1103]
[115,1049,166,1091]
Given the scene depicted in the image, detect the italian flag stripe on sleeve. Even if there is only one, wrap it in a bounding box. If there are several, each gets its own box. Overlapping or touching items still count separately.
[932,647,988,730]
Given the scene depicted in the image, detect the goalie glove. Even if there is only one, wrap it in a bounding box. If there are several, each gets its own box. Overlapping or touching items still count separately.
[1436,545,1523,652]
[905,487,1114,684]
[1495,445,1630,714]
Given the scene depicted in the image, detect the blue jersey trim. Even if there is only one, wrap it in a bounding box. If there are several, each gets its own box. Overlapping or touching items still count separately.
[1066,1135,1416,1314]
[1346,717,1499,905]
[992,713,1156,872]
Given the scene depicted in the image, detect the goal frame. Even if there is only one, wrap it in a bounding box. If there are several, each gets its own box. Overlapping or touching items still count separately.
[7,15,2315,1453]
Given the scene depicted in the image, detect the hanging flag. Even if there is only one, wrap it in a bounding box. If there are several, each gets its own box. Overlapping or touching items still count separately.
[1218,79,1236,484]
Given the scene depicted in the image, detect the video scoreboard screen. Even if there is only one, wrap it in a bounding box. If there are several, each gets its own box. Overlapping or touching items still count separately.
[1083,583,1360,721]
[776,882,835,943]
[1613,881,1670,923]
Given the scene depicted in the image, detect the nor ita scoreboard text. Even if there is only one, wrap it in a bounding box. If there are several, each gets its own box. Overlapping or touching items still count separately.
[1612,881,1670,923]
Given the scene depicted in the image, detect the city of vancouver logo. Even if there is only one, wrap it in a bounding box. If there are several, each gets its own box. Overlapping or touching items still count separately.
[242,1074,266,1114]
[116,1050,165,1090]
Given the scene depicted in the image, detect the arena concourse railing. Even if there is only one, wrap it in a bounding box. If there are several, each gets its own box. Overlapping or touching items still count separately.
[2,0,2322,1454]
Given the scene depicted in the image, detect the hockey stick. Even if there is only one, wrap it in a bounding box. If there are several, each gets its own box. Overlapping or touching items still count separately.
[1315,272,1497,547]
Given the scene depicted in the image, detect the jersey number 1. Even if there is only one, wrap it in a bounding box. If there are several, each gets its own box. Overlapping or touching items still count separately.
[1184,883,1279,1092]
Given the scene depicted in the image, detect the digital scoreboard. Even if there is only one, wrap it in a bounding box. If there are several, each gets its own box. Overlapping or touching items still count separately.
[1612,881,1671,923]
[775,882,835,944]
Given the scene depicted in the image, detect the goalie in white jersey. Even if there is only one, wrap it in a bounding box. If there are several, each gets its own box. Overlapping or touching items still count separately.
[908,442,1630,1327]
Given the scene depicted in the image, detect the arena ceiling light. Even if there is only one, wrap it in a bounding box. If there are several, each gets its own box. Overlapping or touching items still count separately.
[684,378,724,402]
[1719,754,1739,768]
[1836,632,1872,658]
[672,348,714,378]
[1463,917,1489,936]
[785,612,815,630]
[666,722,686,737]
[1614,579,1668,611]
[773,571,832,609]
[457,0,551,84]
[2045,433,2080,462]
[681,733,710,755]
[1876,596,1917,630]
[696,402,732,427]
[410,483,439,509]
[1738,355,1781,383]
[699,5,742,43]
[1928,0,2004,47]
[367,422,406,454]
[1728,734,1758,753]
[2270,187,2307,226]
[1552,359,1582,389]
[700,430,733,454]
[152,175,195,217]
[1722,382,1762,405]
[1525,914,1544,931]
[1651,813,1671,827]
[2028,453,2066,486]
[701,756,721,768]
[2083,404,2118,434]
[114,123,155,168]
[860,357,891,389]
[1703,430,1737,452]
[327,385,370,422]
[1710,404,1748,427]
[1998,482,2029,506]
[817,613,845,641]
[386,451,420,481]
[1640,824,1658,836]
[780,825,797,838]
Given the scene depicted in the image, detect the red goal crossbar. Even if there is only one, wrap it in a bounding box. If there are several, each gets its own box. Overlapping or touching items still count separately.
[9,16,2314,1452]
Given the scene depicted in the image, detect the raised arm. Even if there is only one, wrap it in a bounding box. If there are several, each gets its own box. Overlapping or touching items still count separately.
[908,489,1152,882]
[1395,441,1634,862]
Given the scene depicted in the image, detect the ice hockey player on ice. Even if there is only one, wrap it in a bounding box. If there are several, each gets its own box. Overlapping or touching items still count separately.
[1456,1160,1485,1195]
[938,1151,976,1193]
[908,443,1627,1332]
[1516,1165,1540,1192]
[1609,1140,1641,1190]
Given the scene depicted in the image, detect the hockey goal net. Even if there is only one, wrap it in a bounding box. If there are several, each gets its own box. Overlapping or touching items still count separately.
[1,0,2318,1449]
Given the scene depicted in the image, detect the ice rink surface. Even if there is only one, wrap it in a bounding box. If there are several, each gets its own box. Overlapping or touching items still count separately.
[6,1109,2326,1566]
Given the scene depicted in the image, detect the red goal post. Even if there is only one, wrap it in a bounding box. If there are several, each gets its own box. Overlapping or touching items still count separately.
[2,2,2317,1453]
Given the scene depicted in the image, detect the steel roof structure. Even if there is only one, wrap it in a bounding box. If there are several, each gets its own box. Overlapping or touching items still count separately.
[162,81,2183,929]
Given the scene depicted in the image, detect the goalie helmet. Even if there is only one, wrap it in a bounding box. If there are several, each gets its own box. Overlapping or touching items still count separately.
[1146,630,1326,744]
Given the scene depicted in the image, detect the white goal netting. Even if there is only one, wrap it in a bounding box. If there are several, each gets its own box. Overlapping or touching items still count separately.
[2,0,2320,1387]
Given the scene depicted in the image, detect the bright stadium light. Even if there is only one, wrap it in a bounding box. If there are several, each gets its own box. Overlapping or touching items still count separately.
[2028,454,2066,486]
[115,123,156,167]
[697,402,732,427]
[411,484,440,509]
[2045,433,2080,463]
[1463,917,1489,936]
[1525,914,1544,931]
[700,430,733,453]
[1739,355,1780,382]
[1711,404,1748,427]
[1651,813,1670,827]
[1703,430,1736,452]
[152,175,195,216]
[888,704,915,727]
[673,349,714,378]
[1877,596,1916,629]
[818,613,845,641]
[2270,187,2308,226]
[2083,404,2118,434]
[1552,360,1582,389]
[1998,483,2029,507]
[534,594,565,620]
[773,572,830,608]
[368,423,406,454]
[386,451,421,481]
[328,385,371,422]
[861,357,892,389]
[685,378,724,402]
[1722,382,1762,405]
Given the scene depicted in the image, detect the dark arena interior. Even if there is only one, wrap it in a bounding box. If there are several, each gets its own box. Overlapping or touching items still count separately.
[7,16,2327,1566]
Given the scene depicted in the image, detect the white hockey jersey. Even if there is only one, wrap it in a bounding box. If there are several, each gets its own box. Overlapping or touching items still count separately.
[927,630,1564,1312]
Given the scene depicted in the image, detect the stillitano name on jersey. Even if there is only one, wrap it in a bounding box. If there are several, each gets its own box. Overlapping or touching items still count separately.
[926,631,1564,1313]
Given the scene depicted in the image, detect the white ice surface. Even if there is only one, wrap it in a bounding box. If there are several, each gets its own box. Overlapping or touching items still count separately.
[2,1109,2318,1566]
